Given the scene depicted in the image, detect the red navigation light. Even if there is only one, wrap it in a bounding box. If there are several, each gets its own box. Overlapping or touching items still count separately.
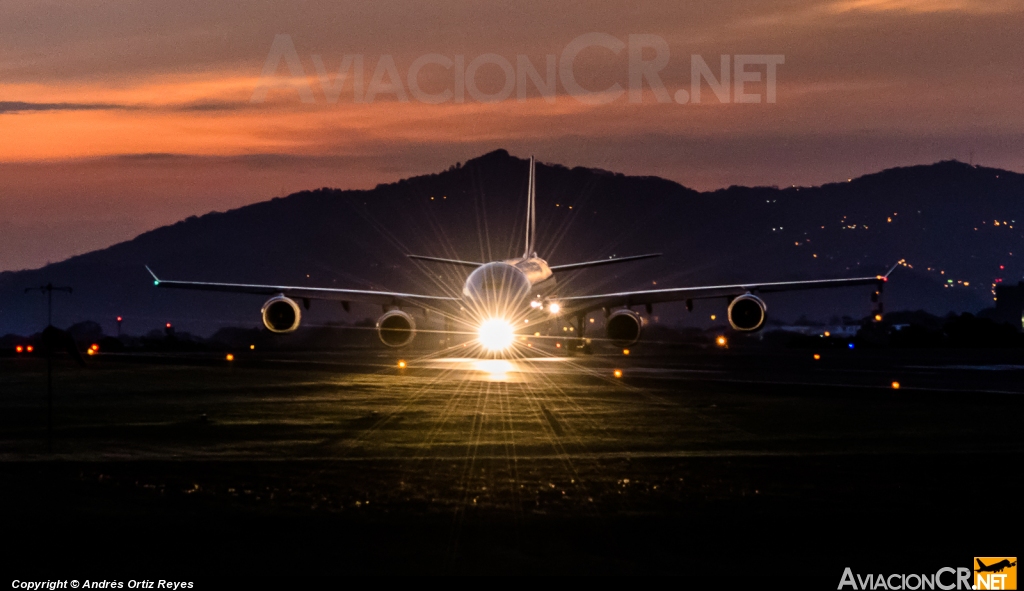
[26,346,33,353]
[166,323,172,328]
[15,345,23,353]
[117,316,123,322]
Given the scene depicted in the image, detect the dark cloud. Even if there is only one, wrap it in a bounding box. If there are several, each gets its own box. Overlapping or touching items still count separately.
[0,101,134,114]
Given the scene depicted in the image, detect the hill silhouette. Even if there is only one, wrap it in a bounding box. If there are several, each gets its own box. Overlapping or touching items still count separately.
[2,149,1021,337]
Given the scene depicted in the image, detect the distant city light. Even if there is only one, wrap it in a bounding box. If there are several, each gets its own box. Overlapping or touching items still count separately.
[891,381,900,390]
[398,360,407,368]
[848,343,855,349]
[716,336,727,347]
[613,369,623,378]
[814,354,821,360]
[623,349,630,356]
[226,354,234,361]
[26,346,33,353]
[15,346,23,353]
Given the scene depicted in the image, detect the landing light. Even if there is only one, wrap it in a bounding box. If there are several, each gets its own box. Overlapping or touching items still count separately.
[478,318,515,352]
[548,303,561,314]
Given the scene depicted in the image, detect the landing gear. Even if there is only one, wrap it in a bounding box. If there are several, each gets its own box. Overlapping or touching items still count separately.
[442,317,453,350]
[565,312,593,355]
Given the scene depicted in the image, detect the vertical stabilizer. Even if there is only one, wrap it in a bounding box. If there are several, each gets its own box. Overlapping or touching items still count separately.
[523,156,537,258]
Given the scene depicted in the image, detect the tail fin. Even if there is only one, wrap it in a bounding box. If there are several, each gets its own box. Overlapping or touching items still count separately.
[523,156,536,258]
[407,254,483,268]
[977,559,988,570]
[549,253,663,272]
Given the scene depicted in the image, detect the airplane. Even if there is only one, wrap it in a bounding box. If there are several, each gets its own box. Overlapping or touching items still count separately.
[976,559,1017,573]
[146,156,894,354]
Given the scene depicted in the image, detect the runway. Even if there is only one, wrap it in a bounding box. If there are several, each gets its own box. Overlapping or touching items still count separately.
[1,347,1021,577]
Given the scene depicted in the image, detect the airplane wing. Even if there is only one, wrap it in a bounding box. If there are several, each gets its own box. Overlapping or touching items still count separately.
[556,264,898,314]
[146,267,458,307]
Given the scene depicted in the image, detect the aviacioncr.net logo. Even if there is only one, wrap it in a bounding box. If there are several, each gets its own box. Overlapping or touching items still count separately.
[838,567,972,590]
[974,557,1017,590]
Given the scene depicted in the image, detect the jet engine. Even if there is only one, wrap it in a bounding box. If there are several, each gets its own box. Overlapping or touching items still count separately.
[606,309,644,346]
[727,294,767,331]
[377,310,417,348]
[262,295,302,333]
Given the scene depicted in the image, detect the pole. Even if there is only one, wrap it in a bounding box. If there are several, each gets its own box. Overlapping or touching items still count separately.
[47,350,52,453]
[25,283,72,454]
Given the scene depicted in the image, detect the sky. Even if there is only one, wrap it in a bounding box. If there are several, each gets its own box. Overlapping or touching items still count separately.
[1,0,1022,271]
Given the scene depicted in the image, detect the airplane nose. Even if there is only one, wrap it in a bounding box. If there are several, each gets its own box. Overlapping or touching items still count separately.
[463,262,532,314]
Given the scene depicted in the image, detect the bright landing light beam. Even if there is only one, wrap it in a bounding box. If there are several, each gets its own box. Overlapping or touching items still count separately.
[477,318,516,352]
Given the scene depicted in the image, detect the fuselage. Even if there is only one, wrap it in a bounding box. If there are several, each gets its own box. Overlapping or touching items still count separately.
[461,257,554,317]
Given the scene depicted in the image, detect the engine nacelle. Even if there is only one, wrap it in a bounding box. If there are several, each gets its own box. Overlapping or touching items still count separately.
[262,295,302,333]
[377,310,417,348]
[606,309,644,346]
[727,294,767,332]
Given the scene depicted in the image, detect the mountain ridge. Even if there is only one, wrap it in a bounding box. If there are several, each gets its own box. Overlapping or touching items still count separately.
[2,151,1021,336]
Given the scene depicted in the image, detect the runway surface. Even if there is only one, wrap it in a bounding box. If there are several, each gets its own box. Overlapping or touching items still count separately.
[1,346,1021,577]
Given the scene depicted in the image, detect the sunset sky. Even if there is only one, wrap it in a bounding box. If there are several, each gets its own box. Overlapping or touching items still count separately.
[1,0,1022,271]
